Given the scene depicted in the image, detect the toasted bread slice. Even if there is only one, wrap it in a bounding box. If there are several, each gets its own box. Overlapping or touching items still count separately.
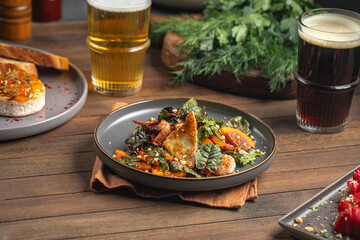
[0,68,45,117]
[163,111,198,168]
[0,57,38,75]
[0,42,69,71]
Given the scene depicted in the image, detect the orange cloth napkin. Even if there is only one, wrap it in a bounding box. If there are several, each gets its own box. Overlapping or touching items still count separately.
[89,102,258,208]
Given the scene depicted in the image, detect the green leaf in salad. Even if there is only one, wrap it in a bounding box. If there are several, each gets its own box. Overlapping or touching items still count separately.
[223,116,251,135]
[167,159,202,178]
[120,154,142,162]
[168,160,184,172]
[145,147,170,171]
[125,124,148,148]
[178,98,207,122]
[157,109,170,122]
[157,107,182,125]
[116,159,139,168]
[184,165,203,178]
[197,117,224,144]
[238,149,265,166]
[195,143,223,173]
[223,148,265,166]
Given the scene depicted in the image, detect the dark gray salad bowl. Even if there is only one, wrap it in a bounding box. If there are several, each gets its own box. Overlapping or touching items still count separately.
[93,98,276,191]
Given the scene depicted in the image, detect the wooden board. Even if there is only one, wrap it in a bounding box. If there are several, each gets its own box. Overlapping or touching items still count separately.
[161,32,297,99]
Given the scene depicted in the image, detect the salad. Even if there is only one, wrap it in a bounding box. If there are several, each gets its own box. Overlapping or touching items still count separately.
[113,99,265,178]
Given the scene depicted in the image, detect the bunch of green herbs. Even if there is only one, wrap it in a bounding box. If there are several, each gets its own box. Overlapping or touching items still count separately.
[150,0,319,91]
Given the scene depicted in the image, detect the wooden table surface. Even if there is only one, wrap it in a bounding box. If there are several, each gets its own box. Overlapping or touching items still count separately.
[1,21,359,240]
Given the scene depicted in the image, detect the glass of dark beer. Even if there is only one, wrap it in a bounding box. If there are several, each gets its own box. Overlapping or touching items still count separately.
[296,8,360,133]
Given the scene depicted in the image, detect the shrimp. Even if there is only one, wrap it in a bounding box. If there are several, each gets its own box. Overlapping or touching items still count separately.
[214,154,236,176]
[153,120,171,144]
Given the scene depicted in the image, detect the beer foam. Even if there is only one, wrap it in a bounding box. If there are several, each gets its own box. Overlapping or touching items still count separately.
[299,12,360,49]
[87,0,150,12]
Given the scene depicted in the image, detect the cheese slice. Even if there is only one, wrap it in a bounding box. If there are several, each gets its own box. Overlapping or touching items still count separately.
[163,111,198,168]
[0,68,45,117]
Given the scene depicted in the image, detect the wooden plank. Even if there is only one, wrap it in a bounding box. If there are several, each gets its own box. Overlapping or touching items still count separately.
[268,122,360,153]
[0,187,323,224]
[0,171,91,201]
[0,190,155,223]
[33,116,101,138]
[268,145,360,173]
[19,22,88,55]
[0,214,292,240]
[0,189,319,239]
[0,152,96,180]
[258,164,358,195]
[0,134,93,159]
[74,93,268,118]
[85,216,292,240]
[74,95,274,119]
[0,162,356,202]
[0,213,290,240]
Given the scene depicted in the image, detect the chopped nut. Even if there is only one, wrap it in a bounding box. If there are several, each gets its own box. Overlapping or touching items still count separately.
[305,226,314,232]
[335,233,342,239]
[23,75,32,81]
[316,228,322,234]
[9,91,20,97]
[294,217,303,224]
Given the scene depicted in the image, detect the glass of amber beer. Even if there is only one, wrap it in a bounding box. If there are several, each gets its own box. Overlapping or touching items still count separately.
[296,8,360,133]
[86,0,151,96]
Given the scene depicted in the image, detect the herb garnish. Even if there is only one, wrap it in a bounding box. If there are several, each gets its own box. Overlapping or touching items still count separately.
[150,0,319,91]
[195,143,223,174]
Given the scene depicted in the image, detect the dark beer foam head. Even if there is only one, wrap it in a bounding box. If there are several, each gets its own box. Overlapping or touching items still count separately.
[299,12,360,49]
[87,0,150,12]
